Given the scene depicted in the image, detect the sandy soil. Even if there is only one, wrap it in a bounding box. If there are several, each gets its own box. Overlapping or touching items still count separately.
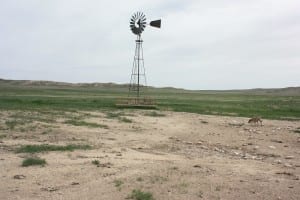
[0,110,299,200]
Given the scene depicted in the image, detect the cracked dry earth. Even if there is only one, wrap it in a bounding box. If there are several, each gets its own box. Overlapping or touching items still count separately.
[0,110,299,200]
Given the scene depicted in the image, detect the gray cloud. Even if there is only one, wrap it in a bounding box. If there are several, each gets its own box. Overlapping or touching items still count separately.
[0,0,299,89]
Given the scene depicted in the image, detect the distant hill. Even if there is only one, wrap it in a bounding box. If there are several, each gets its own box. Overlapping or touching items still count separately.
[0,78,299,96]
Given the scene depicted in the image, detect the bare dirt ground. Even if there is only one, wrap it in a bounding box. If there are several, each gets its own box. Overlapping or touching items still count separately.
[0,110,299,200]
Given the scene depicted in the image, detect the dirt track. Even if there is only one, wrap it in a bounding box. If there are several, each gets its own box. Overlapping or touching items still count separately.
[0,110,299,200]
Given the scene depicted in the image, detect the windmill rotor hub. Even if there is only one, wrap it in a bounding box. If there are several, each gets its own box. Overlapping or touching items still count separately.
[130,12,161,35]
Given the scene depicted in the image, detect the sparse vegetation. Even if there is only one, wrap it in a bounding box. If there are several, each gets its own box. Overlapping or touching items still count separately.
[106,112,123,118]
[92,160,100,166]
[5,119,20,129]
[150,175,168,184]
[144,111,165,117]
[22,157,46,167]
[16,144,91,153]
[197,190,204,198]
[0,80,299,120]
[119,117,132,123]
[114,179,124,191]
[136,177,143,182]
[293,127,300,133]
[127,189,154,200]
[106,112,133,123]
[176,182,189,194]
[64,119,108,129]
[0,134,6,139]
[9,112,56,123]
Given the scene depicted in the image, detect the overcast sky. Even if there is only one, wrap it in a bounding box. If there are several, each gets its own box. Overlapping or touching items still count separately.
[0,0,299,90]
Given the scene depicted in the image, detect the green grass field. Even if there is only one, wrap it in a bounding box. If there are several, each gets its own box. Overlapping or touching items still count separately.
[0,79,299,120]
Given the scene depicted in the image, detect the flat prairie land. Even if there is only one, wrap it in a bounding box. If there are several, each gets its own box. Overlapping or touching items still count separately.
[0,80,299,199]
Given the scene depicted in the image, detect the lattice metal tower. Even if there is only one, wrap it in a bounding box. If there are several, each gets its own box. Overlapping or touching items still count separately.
[129,34,146,97]
[128,12,161,99]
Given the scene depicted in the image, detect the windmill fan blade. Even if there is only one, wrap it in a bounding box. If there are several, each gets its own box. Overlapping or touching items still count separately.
[150,19,161,28]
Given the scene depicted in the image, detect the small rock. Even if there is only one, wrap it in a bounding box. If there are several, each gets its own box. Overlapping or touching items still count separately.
[116,153,122,156]
[271,139,283,143]
[285,156,294,159]
[269,146,276,149]
[284,163,293,168]
[275,171,293,176]
[13,175,26,179]
[41,187,59,192]
[275,160,282,164]
[71,182,79,185]
[193,164,202,168]
[254,146,259,150]
[196,141,202,145]
[186,142,193,145]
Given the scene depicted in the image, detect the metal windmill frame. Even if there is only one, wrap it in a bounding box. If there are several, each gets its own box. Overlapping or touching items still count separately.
[117,12,161,107]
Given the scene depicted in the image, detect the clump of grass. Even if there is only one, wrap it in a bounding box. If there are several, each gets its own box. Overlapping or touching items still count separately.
[150,175,168,184]
[144,111,165,117]
[92,160,100,166]
[127,189,154,200]
[114,179,124,191]
[136,177,143,182]
[106,112,122,119]
[64,119,108,129]
[201,120,208,124]
[22,157,46,167]
[106,112,132,123]
[119,117,132,123]
[0,134,7,139]
[176,182,189,194]
[5,120,19,129]
[16,144,91,153]
[293,127,300,134]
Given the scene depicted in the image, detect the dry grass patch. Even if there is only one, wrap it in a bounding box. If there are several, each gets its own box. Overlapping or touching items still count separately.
[22,157,46,167]
[16,144,92,153]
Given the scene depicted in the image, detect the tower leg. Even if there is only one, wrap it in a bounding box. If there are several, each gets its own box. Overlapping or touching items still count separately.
[129,35,146,99]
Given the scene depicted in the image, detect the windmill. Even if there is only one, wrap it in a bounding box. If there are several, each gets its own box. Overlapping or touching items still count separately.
[127,12,161,106]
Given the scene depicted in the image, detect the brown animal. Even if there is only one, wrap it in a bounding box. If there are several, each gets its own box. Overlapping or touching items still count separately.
[248,117,263,126]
